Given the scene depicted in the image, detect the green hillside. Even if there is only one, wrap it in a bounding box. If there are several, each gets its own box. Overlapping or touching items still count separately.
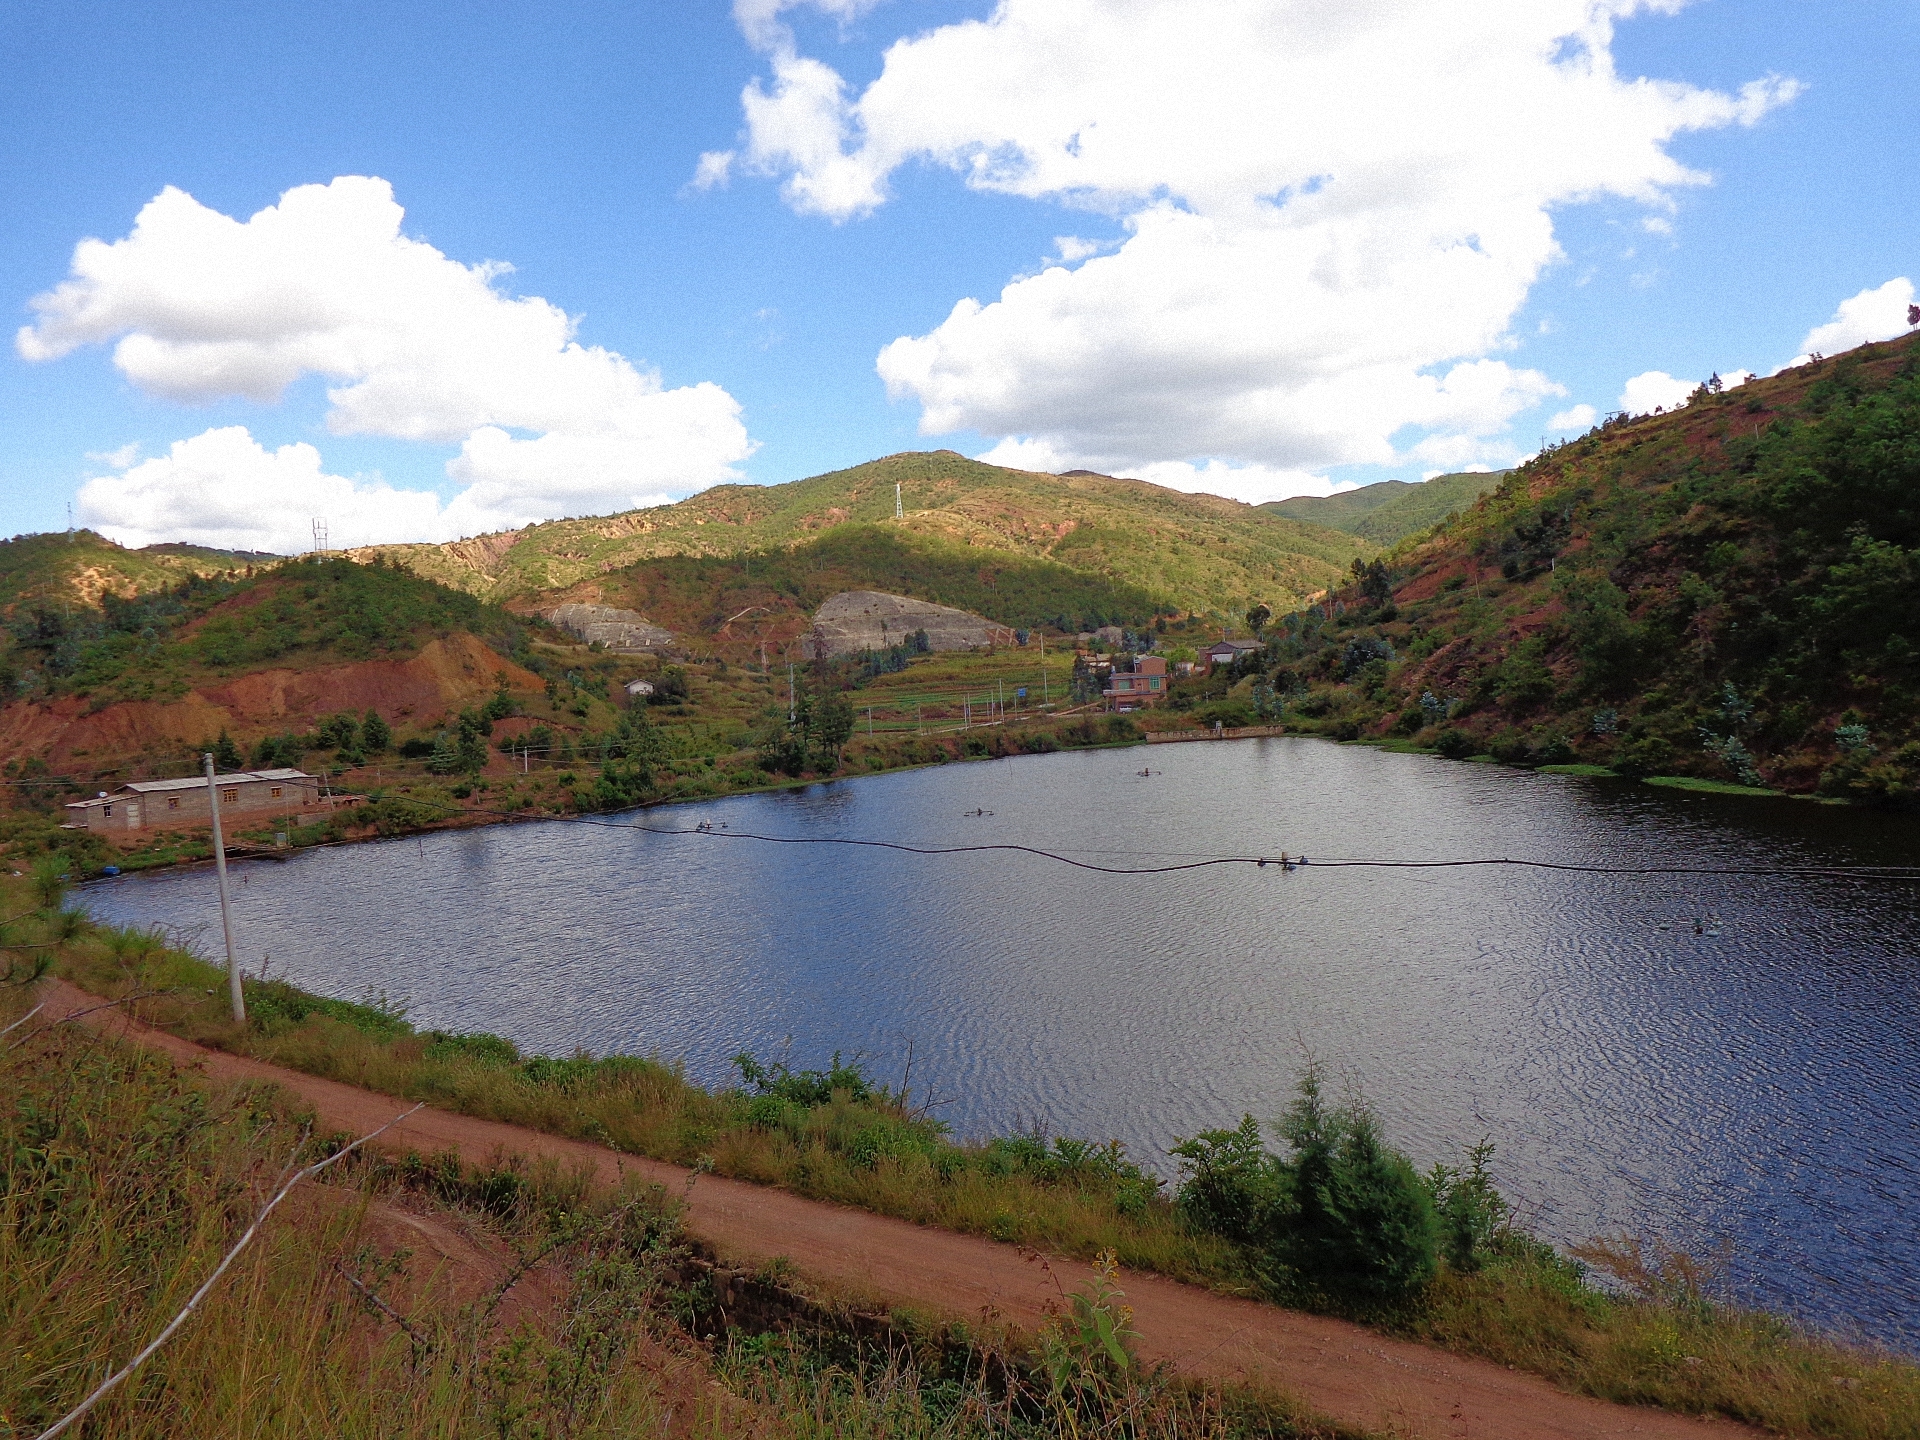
[1238,333,1920,802]
[1264,471,1506,546]
[355,451,1370,618]
[585,525,1168,639]
[1,556,532,708]
[0,530,271,617]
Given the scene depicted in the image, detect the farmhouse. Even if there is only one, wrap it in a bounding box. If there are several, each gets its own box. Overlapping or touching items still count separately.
[64,768,322,834]
[1204,639,1263,671]
[1104,654,1169,710]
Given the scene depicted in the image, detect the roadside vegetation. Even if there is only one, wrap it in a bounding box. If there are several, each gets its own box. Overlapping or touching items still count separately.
[10,863,1917,1439]
[0,982,1353,1439]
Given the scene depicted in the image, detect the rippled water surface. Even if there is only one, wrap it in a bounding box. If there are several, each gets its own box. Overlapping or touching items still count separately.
[82,739,1920,1347]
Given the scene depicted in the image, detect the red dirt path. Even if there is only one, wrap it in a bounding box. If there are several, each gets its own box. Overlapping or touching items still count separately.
[46,982,1754,1440]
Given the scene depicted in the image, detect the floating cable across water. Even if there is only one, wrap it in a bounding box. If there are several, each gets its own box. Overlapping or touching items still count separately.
[363,799,1920,881]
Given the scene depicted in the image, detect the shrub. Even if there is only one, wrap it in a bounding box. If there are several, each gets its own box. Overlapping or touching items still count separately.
[1433,728,1476,759]
[1612,733,1674,777]
[1194,700,1255,728]
[1819,740,1920,809]
[1175,1070,1440,1313]
[423,1029,520,1064]
[744,1093,805,1133]
[1264,1071,1439,1308]
[733,1049,873,1106]
[1170,1114,1272,1245]
[1426,1140,1510,1273]
[1488,731,1532,765]
[1532,733,1575,765]
[243,978,411,1040]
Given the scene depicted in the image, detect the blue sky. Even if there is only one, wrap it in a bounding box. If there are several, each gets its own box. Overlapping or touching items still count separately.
[1,0,1913,551]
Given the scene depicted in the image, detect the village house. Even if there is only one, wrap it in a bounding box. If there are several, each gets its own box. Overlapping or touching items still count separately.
[64,768,323,834]
[1104,654,1169,711]
[1204,639,1263,672]
[623,678,656,703]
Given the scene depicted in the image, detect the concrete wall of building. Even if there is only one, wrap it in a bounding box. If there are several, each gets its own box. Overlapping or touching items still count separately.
[70,776,322,833]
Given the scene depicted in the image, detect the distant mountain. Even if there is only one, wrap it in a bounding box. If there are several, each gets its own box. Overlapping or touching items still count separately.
[353,451,1372,617]
[1265,333,1920,802]
[1262,471,1506,547]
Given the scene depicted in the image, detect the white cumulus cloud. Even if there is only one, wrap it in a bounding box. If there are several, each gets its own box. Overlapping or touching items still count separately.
[1788,277,1916,366]
[722,0,1797,486]
[1619,369,1697,414]
[1548,404,1599,431]
[974,436,1335,505]
[77,427,450,554]
[21,177,755,544]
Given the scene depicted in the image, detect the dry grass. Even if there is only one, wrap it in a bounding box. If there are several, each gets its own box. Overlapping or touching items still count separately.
[0,985,1352,1439]
[1408,1240,1920,1439]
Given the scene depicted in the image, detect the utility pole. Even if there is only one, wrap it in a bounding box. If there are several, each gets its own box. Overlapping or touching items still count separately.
[203,753,245,1024]
[788,660,796,723]
[867,706,874,738]
[1041,635,1048,705]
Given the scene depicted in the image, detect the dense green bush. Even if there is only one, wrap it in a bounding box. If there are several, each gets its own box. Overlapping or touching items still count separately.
[1174,1070,1452,1313]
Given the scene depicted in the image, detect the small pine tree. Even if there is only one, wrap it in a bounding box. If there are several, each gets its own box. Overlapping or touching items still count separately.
[1263,1068,1439,1308]
[455,727,489,775]
[427,732,459,776]
[361,709,391,753]
[213,730,244,771]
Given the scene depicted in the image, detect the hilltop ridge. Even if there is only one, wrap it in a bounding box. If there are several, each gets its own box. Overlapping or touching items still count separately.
[349,451,1371,615]
[1264,470,1507,546]
[1250,331,1920,801]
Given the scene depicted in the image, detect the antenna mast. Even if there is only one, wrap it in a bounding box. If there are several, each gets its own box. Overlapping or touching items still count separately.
[311,518,330,556]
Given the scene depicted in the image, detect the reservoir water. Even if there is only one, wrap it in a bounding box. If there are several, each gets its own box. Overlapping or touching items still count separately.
[81,738,1920,1348]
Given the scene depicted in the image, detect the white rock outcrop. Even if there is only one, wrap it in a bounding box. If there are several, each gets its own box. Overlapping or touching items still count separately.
[803,591,1014,659]
[546,604,675,652]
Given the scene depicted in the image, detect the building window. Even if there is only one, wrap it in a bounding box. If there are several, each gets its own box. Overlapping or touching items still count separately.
[168,797,180,810]
[103,805,113,817]
[221,787,240,804]
[269,787,282,798]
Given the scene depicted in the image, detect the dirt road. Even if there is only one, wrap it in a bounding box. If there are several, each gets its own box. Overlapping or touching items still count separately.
[45,983,1752,1440]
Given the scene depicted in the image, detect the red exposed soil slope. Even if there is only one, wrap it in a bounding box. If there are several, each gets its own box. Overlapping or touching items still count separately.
[0,633,542,770]
[44,981,1755,1440]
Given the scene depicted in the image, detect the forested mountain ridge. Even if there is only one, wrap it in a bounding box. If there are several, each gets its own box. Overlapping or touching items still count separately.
[351,451,1372,617]
[1262,470,1506,547]
[1253,331,1920,802]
